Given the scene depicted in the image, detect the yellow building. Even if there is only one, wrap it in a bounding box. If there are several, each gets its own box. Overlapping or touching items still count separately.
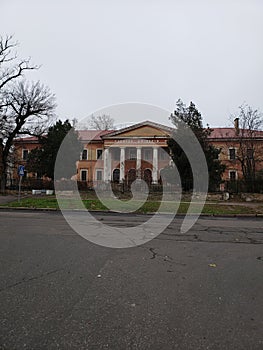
[77,121,172,185]
[12,120,263,187]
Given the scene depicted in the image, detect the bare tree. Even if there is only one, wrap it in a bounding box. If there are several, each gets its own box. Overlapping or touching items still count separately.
[87,114,115,130]
[231,103,263,192]
[0,35,37,90]
[0,35,56,192]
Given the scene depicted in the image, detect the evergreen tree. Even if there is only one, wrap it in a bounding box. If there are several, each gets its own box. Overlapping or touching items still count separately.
[166,99,225,191]
[27,120,81,180]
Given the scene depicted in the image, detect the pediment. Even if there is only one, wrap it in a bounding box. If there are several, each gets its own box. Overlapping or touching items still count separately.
[102,121,173,139]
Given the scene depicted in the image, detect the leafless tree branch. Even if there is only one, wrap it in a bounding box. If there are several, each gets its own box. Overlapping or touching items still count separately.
[87,114,115,130]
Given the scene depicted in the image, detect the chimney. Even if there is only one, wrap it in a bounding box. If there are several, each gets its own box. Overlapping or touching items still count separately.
[234,118,239,135]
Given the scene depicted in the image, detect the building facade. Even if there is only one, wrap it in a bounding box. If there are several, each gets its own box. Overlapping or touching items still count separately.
[77,121,172,185]
[12,120,263,187]
[208,127,263,182]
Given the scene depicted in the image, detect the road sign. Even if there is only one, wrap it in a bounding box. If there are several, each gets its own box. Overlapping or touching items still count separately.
[18,165,25,176]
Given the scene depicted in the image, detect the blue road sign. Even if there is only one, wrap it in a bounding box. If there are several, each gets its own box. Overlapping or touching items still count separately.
[18,165,25,176]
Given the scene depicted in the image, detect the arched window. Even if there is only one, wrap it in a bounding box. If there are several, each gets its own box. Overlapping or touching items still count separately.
[128,168,136,183]
[113,168,120,183]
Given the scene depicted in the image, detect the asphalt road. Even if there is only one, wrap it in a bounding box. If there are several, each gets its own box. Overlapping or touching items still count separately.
[0,210,263,350]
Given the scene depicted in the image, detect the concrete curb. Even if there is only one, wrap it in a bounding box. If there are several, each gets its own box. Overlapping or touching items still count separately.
[0,206,263,218]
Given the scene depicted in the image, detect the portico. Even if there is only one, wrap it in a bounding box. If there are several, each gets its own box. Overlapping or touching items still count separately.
[103,144,163,184]
[78,120,173,184]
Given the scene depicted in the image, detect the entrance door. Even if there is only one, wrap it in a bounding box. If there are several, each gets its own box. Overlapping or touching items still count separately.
[143,169,152,184]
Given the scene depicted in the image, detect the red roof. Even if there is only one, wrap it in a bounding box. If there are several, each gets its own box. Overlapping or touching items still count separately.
[13,126,263,144]
[14,130,113,143]
[78,130,113,141]
[209,128,263,139]
[14,136,39,143]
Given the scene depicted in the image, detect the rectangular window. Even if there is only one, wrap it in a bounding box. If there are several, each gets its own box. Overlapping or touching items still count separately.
[229,171,236,181]
[229,148,236,160]
[82,149,88,160]
[22,149,29,160]
[81,169,87,181]
[214,148,220,160]
[96,169,103,181]
[247,148,254,159]
[96,149,103,160]
[113,148,120,160]
[129,148,136,160]
[144,149,152,161]
[159,148,169,160]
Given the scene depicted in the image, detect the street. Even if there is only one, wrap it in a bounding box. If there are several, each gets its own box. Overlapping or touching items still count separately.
[0,210,263,349]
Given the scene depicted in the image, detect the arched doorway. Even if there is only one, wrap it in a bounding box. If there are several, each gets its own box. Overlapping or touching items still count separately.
[113,168,120,183]
[143,168,152,184]
[128,168,136,184]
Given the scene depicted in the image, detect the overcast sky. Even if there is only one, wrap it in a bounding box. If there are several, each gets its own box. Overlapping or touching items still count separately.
[1,0,263,127]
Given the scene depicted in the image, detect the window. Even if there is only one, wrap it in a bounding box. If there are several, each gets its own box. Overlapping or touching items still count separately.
[143,149,152,161]
[229,171,237,181]
[229,148,236,160]
[81,169,88,181]
[113,168,120,182]
[129,148,136,160]
[82,149,88,160]
[22,149,29,160]
[113,148,120,160]
[159,148,169,160]
[96,169,103,181]
[213,148,220,160]
[247,148,254,159]
[96,149,103,160]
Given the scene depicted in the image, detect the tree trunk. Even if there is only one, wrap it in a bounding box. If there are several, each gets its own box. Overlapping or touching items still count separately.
[0,157,7,194]
[0,170,7,194]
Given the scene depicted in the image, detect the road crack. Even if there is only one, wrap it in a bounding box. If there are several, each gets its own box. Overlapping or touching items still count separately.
[149,247,157,259]
[0,268,64,293]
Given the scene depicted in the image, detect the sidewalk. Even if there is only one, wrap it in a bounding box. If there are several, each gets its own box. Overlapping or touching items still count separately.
[0,195,20,205]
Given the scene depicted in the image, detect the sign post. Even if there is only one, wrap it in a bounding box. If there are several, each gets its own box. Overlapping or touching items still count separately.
[18,165,25,202]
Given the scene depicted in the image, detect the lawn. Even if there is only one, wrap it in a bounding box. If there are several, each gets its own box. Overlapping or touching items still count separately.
[2,195,263,215]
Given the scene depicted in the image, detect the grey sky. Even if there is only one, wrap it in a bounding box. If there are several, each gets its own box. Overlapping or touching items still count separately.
[1,0,263,127]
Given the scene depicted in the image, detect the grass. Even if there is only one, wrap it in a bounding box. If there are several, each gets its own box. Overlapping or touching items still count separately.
[2,195,263,215]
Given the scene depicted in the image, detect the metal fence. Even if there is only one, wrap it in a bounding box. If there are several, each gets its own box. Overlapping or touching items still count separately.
[224,179,263,194]
[7,177,263,194]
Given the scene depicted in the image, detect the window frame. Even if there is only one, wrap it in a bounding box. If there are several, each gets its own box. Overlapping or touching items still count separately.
[229,148,236,160]
[229,170,237,181]
[129,148,137,160]
[80,169,88,181]
[96,149,103,160]
[247,148,254,160]
[96,169,103,181]
[143,148,152,161]
[22,149,29,160]
[159,148,169,160]
[112,148,120,161]
[81,149,88,160]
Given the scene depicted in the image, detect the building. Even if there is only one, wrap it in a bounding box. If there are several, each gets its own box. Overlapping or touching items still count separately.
[208,125,263,182]
[13,135,40,179]
[78,121,172,185]
[12,120,263,187]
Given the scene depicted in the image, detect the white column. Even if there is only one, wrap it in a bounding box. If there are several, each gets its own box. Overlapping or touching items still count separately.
[152,147,158,184]
[107,149,112,181]
[119,147,125,183]
[136,147,142,179]
[103,148,109,182]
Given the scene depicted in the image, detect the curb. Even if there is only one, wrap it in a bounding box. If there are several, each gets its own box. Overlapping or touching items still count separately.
[0,206,58,211]
[0,206,263,218]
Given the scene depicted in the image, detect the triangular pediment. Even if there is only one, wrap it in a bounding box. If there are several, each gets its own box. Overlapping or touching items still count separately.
[102,121,173,139]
